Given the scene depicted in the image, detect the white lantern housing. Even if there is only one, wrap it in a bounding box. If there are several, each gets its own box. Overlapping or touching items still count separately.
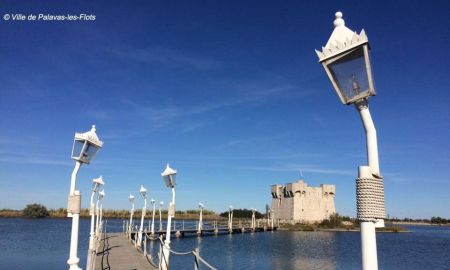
[71,125,103,164]
[98,190,105,200]
[92,176,104,192]
[160,201,164,206]
[161,164,177,188]
[315,12,375,105]
[198,203,204,209]
[151,198,156,205]
[140,185,147,199]
[129,194,135,203]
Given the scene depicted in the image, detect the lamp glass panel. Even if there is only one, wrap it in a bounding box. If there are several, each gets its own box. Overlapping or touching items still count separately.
[328,47,371,103]
[81,143,99,163]
[71,140,85,160]
[163,174,176,188]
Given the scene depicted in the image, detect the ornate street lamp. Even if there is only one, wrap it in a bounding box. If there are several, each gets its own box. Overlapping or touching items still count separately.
[149,199,156,235]
[138,185,147,246]
[197,203,205,235]
[67,125,103,270]
[159,201,164,232]
[129,194,135,234]
[160,164,177,270]
[315,12,386,270]
[86,176,104,270]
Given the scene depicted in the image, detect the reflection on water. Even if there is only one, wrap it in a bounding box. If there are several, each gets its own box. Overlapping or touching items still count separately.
[271,232,337,270]
[1,218,449,270]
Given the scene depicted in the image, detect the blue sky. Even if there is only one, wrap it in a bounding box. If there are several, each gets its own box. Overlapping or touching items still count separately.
[1,1,449,219]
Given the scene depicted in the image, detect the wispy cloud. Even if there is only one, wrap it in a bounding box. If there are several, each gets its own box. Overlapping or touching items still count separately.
[228,164,355,176]
[108,46,222,70]
[0,155,72,166]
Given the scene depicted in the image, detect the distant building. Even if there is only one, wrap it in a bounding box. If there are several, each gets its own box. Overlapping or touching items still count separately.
[271,179,336,222]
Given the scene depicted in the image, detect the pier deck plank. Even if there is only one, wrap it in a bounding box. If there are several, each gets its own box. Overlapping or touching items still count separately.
[94,233,157,270]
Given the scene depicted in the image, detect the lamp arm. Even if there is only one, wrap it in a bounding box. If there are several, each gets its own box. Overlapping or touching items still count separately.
[355,100,380,177]
[69,161,81,195]
[171,188,176,205]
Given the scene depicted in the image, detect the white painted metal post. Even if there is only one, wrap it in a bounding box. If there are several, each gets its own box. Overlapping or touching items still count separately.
[95,200,100,237]
[138,197,147,246]
[67,161,82,270]
[356,101,380,177]
[86,189,97,270]
[159,201,163,232]
[151,202,156,235]
[230,210,233,231]
[129,200,134,234]
[99,201,104,232]
[357,101,382,270]
[161,187,175,270]
[198,207,203,234]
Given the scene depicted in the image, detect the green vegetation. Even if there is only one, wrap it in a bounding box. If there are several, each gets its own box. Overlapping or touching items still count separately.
[430,216,450,224]
[23,204,49,218]
[319,213,356,229]
[219,208,263,219]
[279,213,408,232]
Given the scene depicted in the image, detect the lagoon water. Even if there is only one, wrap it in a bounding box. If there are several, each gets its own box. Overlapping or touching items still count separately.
[0,218,449,270]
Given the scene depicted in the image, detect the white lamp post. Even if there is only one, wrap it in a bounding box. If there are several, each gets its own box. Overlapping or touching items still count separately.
[315,12,386,270]
[129,194,135,234]
[98,190,105,233]
[67,125,103,270]
[138,185,147,246]
[270,209,274,229]
[150,199,156,235]
[159,201,164,232]
[160,164,177,270]
[86,176,104,270]
[197,203,204,234]
[95,190,105,237]
[228,205,233,233]
[251,208,256,230]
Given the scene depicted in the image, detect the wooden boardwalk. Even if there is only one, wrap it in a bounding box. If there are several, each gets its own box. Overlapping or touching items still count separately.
[94,233,157,270]
[93,224,277,269]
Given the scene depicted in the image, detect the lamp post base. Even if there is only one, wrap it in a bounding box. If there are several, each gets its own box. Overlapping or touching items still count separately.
[360,221,378,270]
[67,258,82,270]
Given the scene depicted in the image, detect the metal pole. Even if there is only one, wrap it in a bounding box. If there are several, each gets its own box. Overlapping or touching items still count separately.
[198,207,203,234]
[129,201,134,234]
[67,161,82,270]
[356,100,383,270]
[159,204,162,232]
[151,203,156,235]
[161,187,175,270]
[194,248,200,270]
[356,100,380,177]
[95,200,100,237]
[86,188,97,270]
[139,198,147,247]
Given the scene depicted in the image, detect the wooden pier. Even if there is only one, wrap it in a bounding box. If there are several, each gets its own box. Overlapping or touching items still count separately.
[92,222,277,270]
[95,233,157,270]
[131,225,278,238]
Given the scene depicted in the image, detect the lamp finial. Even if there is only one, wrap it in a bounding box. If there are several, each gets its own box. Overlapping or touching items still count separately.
[334,11,345,27]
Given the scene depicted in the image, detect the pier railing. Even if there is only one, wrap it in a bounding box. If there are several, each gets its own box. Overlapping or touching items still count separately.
[131,228,218,270]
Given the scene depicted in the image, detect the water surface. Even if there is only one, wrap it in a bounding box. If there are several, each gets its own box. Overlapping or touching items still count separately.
[1,218,449,269]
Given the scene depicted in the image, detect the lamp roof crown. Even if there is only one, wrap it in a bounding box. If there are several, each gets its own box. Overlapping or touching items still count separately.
[315,11,369,62]
[161,163,177,176]
[74,125,104,147]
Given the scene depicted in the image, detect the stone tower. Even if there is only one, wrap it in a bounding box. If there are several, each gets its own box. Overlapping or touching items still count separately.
[271,180,336,222]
